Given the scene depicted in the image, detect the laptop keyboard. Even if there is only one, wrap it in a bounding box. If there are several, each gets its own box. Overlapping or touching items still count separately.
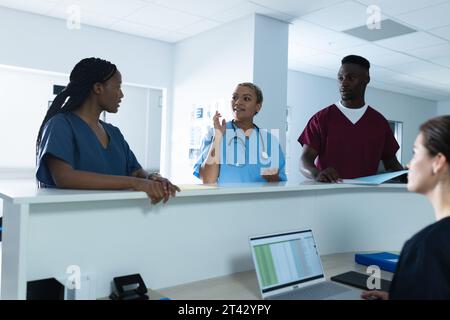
[270,282,351,300]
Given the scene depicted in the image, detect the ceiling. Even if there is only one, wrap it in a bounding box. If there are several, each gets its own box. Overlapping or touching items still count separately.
[1,0,450,101]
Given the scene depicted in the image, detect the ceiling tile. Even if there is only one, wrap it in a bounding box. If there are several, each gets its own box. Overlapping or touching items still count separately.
[289,43,326,59]
[409,43,450,60]
[387,60,433,73]
[110,20,171,40]
[396,2,450,30]
[355,0,450,16]
[289,62,337,79]
[2,0,450,101]
[125,3,202,31]
[333,43,393,57]
[289,20,367,51]
[289,19,332,42]
[295,52,342,71]
[301,1,386,32]
[47,1,124,28]
[375,32,446,51]
[343,19,417,42]
[250,0,345,17]
[425,87,450,97]
[152,0,243,17]
[435,56,450,68]
[369,52,418,67]
[368,79,402,89]
[178,19,220,36]
[0,0,59,15]
[368,80,402,92]
[157,31,187,43]
[289,55,450,101]
[76,11,121,29]
[398,89,445,101]
[211,1,295,23]
[434,74,450,86]
[381,84,447,101]
[369,65,402,82]
[429,25,450,40]
[61,0,148,18]
[388,60,450,84]
[393,73,450,94]
[392,74,432,86]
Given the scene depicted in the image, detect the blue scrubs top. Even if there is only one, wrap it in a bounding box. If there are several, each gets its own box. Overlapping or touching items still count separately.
[36,112,141,187]
[193,121,287,183]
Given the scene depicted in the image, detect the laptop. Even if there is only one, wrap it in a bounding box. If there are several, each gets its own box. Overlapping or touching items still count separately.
[249,229,361,300]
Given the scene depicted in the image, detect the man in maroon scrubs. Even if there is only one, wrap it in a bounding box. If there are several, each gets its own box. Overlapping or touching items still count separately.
[298,55,404,183]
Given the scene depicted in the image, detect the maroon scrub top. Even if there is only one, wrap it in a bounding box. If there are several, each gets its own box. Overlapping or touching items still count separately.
[298,104,399,179]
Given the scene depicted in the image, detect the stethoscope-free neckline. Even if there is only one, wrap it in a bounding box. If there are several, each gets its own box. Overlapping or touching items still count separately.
[228,120,269,161]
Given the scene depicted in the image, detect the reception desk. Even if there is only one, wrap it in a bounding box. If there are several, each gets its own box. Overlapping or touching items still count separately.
[0,180,433,299]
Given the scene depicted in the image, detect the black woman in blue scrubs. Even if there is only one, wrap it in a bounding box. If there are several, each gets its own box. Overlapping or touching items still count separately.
[36,57,179,204]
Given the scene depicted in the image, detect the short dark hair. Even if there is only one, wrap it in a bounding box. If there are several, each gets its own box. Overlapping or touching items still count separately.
[341,55,370,70]
[420,115,450,163]
[237,82,263,104]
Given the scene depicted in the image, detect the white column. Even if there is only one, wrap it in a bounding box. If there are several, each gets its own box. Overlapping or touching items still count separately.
[252,14,289,150]
[1,201,29,299]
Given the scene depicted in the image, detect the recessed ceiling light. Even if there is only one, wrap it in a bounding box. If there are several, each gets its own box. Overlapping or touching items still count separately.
[343,19,416,41]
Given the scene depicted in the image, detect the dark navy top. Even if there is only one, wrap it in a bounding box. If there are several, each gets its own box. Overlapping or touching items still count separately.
[389,216,450,300]
[36,112,141,187]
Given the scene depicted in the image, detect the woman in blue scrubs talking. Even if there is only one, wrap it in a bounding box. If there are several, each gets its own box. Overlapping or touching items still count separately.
[193,83,287,184]
[36,57,179,204]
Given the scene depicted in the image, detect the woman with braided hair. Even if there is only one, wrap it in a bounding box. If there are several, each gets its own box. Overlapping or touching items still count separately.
[36,57,179,204]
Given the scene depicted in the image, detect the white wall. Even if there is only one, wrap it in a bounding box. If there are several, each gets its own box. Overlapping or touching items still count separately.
[0,7,173,87]
[170,14,289,183]
[437,101,450,115]
[0,66,163,181]
[366,86,437,165]
[0,6,174,175]
[106,87,163,172]
[0,67,67,171]
[171,16,255,183]
[253,15,289,149]
[287,70,438,181]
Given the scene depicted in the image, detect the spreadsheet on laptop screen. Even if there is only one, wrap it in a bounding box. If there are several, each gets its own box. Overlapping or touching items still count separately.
[251,230,324,292]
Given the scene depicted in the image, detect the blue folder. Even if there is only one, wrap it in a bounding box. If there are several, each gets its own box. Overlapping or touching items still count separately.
[355,252,399,273]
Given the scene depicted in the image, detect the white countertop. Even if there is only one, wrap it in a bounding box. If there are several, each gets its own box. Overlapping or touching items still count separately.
[0,179,407,205]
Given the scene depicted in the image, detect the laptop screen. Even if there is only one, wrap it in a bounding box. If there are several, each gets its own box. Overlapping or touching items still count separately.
[250,230,324,294]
